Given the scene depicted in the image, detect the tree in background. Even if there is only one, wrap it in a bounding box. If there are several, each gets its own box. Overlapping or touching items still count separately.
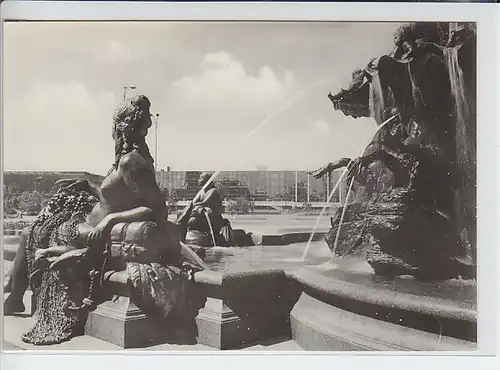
[3,184,20,215]
[18,190,44,215]
[3,194,20,215]
[303,202,312,213]
[216,179,250,200]
[285,181,308,202]
[160,187,169,200]
[225,197,254,215]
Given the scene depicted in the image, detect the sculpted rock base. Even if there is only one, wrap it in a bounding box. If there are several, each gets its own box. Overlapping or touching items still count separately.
[325,188,475,281]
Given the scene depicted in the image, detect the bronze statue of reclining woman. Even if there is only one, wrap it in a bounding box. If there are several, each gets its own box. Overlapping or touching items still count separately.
[4,95,206,345]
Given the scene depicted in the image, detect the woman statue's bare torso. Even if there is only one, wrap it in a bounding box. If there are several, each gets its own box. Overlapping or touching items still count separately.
[75,152,155,247]
[88,170,142,225]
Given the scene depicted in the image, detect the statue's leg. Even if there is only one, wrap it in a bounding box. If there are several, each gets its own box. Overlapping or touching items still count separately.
[4,228,30,314]
[176,203,194,241]
[219,218,233,247]
[187,216,198,229]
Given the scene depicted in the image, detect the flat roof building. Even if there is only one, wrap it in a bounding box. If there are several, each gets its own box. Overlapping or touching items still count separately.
[155,169,346,203]
[4,171,105,194]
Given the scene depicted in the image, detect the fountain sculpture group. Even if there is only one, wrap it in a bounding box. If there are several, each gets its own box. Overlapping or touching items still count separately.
[4,22,477,351]
[324,22,476,281]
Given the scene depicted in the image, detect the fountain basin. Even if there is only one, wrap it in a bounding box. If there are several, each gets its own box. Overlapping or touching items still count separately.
[185,229,327,248]
[193,268,301,349]
[3,239,477,351]
[288,265,477,351]
[83,267,301,349]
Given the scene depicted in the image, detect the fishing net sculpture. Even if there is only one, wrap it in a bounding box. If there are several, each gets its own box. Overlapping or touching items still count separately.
[23,189,98,344]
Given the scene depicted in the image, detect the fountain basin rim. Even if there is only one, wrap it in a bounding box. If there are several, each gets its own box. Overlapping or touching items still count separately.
[194,268,288,286]
[288,266,477,324]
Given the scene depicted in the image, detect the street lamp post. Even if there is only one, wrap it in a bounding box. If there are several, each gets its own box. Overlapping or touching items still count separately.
[123,85,136,101]
[151,113,160,171]
[34,176,43,192]
[326,172,330,202]
[339,172,343,204]
[307,173,310,204]
[295,170,298,204]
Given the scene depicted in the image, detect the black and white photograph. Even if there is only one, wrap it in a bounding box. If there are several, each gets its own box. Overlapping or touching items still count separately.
[2,15,480,353]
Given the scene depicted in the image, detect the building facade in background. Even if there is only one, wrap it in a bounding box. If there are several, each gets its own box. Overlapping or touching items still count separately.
[4,171,105,195]
[3,169,347,205]
[155,169,346,203]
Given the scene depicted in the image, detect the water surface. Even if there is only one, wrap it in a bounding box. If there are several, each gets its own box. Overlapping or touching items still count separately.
[203,241,330,272]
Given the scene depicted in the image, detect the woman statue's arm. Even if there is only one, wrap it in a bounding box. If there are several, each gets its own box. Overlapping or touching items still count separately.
[193,188,217,207]
[101,206,155,228]
[87,207,155,244]
[87,152,168,243]
[35,245,76,261]
[192,191,202,204]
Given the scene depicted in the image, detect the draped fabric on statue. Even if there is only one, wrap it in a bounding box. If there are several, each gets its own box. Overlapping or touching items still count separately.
[22,200,95,345]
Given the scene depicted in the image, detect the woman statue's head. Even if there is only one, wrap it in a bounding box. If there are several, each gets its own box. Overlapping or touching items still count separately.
[198,172,213,187]
[111,95,154,167]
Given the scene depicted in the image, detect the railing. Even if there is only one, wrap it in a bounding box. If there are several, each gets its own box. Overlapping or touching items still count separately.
[3,220,32,236]
[173,200,339,208]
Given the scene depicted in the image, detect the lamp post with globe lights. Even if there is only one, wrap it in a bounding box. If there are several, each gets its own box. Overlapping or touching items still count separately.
[151,113,160,171]
[123,85,136,101]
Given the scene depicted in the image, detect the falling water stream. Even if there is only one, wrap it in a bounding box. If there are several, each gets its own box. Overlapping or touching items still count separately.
[369,72,385,125]
[301,113,400,260]
[332,176,356,254]
[368,69,398,193]
[299,41,476,267]
[204,211,217,248]
[443,46,475,261]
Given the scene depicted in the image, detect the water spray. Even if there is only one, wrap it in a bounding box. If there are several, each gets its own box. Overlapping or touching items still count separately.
[198,76,337,193]
[301,112,400,261]
[203,210,218,247]
[332,176,355,255]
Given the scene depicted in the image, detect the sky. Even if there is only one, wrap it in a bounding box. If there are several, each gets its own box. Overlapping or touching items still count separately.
[3,21,400,176]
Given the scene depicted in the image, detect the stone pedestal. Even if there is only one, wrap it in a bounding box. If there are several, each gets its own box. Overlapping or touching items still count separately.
[84,296,173,348]
[84,271,200,349]
[194,269,301,349]
[82,268,300,350]
[196,296,292,350]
